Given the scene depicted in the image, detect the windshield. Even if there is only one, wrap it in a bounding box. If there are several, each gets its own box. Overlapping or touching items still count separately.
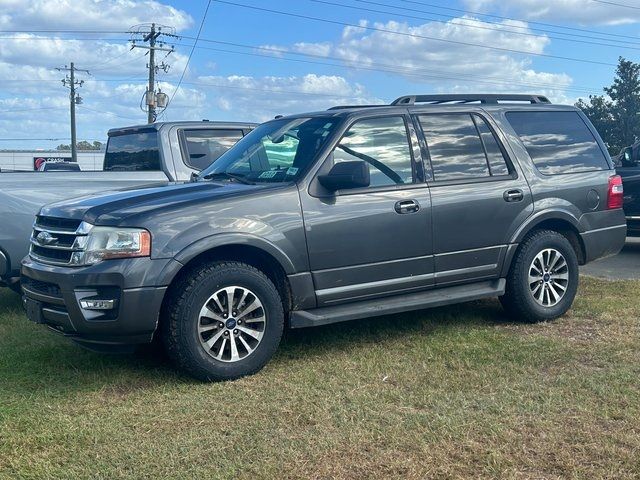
[200,117,339,183]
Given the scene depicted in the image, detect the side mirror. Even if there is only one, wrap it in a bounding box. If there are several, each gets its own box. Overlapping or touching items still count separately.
[317,161,370,191]
[621,147,636,167]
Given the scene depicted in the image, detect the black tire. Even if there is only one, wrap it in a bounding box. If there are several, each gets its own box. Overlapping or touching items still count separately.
[161,261,284,381]
[500,229,579,323]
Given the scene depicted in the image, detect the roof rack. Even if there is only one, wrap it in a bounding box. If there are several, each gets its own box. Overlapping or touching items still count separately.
[327,104,387,110]
[391,94,551,105]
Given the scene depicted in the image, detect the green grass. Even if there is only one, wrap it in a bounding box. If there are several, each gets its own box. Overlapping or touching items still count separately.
[1,277,639,479]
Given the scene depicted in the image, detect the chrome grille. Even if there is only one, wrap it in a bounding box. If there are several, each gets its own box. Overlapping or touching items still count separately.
[30,216,86,266]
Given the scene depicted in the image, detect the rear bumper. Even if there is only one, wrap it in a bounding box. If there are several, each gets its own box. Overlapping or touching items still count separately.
[21,256,179,347]
[626,216,640,237]
[581,224,627,263]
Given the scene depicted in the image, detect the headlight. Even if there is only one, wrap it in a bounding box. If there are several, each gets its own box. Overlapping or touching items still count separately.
[70,226,151,265]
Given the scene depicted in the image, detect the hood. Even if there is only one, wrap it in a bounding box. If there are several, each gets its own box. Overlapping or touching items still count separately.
[39,181,279,225]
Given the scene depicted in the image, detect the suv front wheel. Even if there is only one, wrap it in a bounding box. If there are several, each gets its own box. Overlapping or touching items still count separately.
[500,230,579,323]
[162,261,284,381]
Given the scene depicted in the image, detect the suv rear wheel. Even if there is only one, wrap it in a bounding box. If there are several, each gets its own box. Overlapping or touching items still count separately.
[162,261,284,381]
[500,230,579,323]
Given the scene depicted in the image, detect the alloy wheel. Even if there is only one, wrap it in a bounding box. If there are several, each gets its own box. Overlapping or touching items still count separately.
[197,286,266,362]
[528,248,570,307]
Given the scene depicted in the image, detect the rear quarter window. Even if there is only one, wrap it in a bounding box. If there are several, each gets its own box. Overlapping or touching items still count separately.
[506,111,609,175]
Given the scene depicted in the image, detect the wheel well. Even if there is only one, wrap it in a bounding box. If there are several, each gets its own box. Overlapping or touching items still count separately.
[165,244,293,314]
[529,219,586,265]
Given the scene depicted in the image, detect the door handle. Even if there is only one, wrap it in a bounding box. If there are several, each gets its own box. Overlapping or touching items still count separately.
[503,189,524,203]
[395,200,420,214]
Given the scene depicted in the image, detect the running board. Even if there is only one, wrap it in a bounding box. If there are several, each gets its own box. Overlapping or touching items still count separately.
[289,279,506,329]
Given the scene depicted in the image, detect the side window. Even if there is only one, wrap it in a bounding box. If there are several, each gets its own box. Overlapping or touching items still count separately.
[506,111,609,175]
[333,116,413,187]
[473,115,510,176]
[419,114,490,182]
[182,129,244,171]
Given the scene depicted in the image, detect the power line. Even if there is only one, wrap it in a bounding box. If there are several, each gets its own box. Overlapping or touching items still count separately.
[0,106,67,114]
[399,0,640,42]
[175,40,599,94]
[77,105,141,121]
[0,138,71,141]
[0,29,127,34]
[590,0,640,10]
[166,0,213,115]
[211,0,617,67]
[0,36,131,41]
[180,79,382,99]
[338,0,640,49]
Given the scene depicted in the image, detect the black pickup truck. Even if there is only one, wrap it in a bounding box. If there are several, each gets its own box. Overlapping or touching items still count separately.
[616,143,640,236]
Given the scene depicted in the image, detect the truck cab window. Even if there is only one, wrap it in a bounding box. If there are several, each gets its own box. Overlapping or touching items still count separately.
[182,129,244,171]
[104,130,161,172]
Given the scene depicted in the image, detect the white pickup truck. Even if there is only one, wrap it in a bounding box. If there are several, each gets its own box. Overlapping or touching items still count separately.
[0,121,255,291]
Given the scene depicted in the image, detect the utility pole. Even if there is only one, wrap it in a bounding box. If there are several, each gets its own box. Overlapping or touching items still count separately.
[147,24,157,124]
[130,23,174,123]
[56,63,89,163]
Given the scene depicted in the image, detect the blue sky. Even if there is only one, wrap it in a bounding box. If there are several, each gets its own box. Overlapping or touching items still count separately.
[0,0,638,149]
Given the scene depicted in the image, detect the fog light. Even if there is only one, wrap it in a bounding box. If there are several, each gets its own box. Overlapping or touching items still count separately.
[80,299,116,310]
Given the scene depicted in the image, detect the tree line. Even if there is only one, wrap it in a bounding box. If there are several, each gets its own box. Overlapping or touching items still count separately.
[56,140,103,151]
[577,57,640,156]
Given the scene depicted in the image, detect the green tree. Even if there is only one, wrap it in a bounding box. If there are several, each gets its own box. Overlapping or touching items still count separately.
[56,140,103,151]
[576,57,640,156]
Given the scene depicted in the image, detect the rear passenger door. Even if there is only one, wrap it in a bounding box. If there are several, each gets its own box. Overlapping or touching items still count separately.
[416,112,533,286]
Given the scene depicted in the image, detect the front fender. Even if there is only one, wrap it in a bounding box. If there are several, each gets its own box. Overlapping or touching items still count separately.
[173,232,298,274]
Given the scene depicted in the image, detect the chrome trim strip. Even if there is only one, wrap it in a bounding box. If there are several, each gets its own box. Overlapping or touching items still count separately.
[29,238,81,251]
[33,226,81,235]
[435,245,506,257]
[316,272,435,297]
[626,216,640,221]
[581,224,627,235]
[434,264,498,279]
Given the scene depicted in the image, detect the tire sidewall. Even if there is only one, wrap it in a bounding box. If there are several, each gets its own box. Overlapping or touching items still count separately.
[176,264,284,380]
[514,233,579,321]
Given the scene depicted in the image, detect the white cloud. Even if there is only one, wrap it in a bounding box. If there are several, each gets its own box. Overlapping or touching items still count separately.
[273,16,573,101]
[0,0,192,31]
[464,0,639,25]
[0,0,195,147]
[194,74,382,122]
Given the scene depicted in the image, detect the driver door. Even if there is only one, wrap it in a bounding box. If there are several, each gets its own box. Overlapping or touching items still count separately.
[300,115,433,306]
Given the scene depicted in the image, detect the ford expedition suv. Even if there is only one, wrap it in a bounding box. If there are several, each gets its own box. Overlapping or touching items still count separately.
[21,94,627,381]
[0,121,254,291]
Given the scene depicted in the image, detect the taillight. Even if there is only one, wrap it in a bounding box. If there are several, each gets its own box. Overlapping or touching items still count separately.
[607,175,624,209]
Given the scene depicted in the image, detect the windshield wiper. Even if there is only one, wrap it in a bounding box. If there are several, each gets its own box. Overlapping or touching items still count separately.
[202,172,256,185]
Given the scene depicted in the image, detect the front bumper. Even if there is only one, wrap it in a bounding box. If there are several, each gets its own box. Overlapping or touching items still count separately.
[21,256,181,347]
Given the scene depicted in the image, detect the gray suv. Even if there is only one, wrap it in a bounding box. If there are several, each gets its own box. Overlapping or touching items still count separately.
[22,94,627,381]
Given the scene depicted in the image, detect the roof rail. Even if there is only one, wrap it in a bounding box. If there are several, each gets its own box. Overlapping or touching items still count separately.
[391,94,551,105]
[327,104,387,110]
